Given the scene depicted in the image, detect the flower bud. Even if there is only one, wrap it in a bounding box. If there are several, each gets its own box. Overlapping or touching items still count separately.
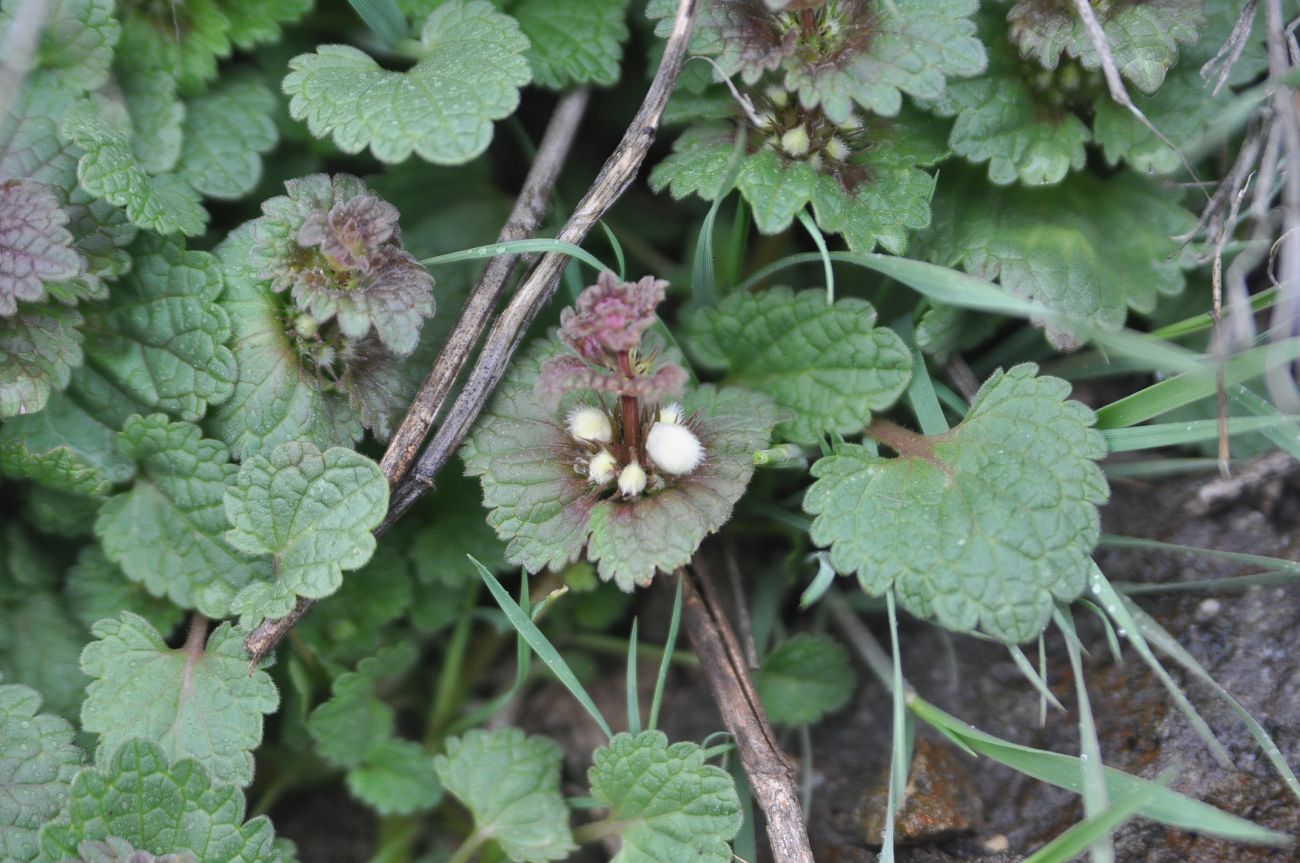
[824,136,850,162]
[764,85,789,108]
[567,406,612,443]
[780,125,811,158]
[659,403,684,425]
[294,314,319,338]
[588,450,618,485]
[618,461,647,498]
[646,422,704,476]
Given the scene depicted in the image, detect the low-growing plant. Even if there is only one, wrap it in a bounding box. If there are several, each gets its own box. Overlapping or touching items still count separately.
[1,0,1298,862]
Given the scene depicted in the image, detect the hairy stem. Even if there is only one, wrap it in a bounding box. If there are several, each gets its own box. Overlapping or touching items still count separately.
[618,350,640,462]
[680,564,814,863]
[183,612,210,661]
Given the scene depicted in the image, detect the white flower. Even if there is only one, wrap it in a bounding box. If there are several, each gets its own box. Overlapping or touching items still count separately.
[646,421,704,476]
[658,402,684,425]
[780,125,810,158]
[588,450,618,485]
[567,406,612,443]
[618,460,647,497]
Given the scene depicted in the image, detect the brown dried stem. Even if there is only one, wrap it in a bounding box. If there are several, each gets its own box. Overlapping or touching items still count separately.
[680,565,815,863]
[245,0,700,666]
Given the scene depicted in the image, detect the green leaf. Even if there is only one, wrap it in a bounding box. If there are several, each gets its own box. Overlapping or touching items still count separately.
[95,415,270,619]
[0,301,83,418]
[0,0,120,93]
[587,730,742,863]
[932,11,1091,186]
[283,0,531,164]
[209,223,364,459]
[67,837,197,863]
[60,105,206,237]
[79,234,236,421]
[345,738,443,816]
[410,470,508,586]
[1008,0,1204,94]
[223,0,313,49]
[755,633,856,726]
[223,442,387,623]
[296,538,414,663]
[0,676,84,863]
[307,645,417,770]
[0,386,134,494]
[65,545,184,636]
[114,20,185,175]
[80,613,279,787]
[736,148,817,236]
[923,165,1194,350]
[648,124,739,201]
[515,0,628,88]
[686,287,912,444]
[176,76,278,200]
[0,590,90,723]
[0,178,83,315]
[805,364,1109,643]
[434,728,575,863]
[38,739,281,863]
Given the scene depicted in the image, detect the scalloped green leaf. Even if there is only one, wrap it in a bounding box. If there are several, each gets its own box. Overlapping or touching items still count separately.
[0,675,85,863]
[463,340,779,591]
[60,105,206,237]
[932,11,1091,186]
[114,18,185,176]
[210,223,364,459]
[95,415,270,619]
[80,614,279,787]
[283,0,530,164]
[79,234,236,422]
[69,837,196,863]
[924,165,1194,350]
[223,442,387,624]
[514,0,628,88]
[410,470,507,586]
[0,301,82,418]
[0,386,134,493]
[1008,0,1204,94]
[0,0,120,94]
[0,71,80,191]
[0,178,82,315]
[345,738,443,816]
[37,739,281,863]
[177,77,278,200]
[306,645,416,770]
[65,545,184,637]
[755,633,856,726]
[0,590,90,722]
[434,728,575,863]
[804,363,1109,643]
[296,539,413,663]
[686,288,911,444]
[588,730,742,863]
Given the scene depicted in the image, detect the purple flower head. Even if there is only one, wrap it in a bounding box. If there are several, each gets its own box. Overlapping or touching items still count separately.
[297,193,401,273]
[560,272,667,360]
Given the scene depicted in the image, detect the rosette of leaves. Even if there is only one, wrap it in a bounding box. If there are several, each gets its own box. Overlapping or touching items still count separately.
[804,363,1109,643]
[651,95,949,254]
[464,272,779,590]
[933,3,1262,185]
[647,0,987,123]
[213,174,434,455]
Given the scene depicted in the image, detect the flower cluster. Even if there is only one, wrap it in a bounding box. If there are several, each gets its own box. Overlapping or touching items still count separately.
[536,272,701,500]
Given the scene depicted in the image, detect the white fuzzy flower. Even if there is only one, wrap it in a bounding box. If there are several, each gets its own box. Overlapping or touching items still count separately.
[646,421,704,476]
[658,403,683,425]
[618,461,647,497]
[567,406,612,443]
[780,125,810,158]
[588,450,617,485]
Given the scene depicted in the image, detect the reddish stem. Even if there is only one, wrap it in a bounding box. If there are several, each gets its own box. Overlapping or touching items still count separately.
[618,350,640,462]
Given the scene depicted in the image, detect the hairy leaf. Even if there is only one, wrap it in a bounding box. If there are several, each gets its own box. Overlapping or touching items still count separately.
[307,645,416,769]
[60,105,206,236]
[1008,0,1204,94]
[924,165,1194,349]
[588,731,742,863]
[224,442,387,623]
[65,545,184,637]
[80,234,236,421]
[176,77,278,200]
[81,614,278,787]
[296,539,413,663]
[283,0,530,164]
[434,728,575,863]
[0,0,120,93]
[410,470,508,586]
[805,364,1109,643]
[0,387,134,494]
[345,738,443,816]
[0,179,82,315]
[0,588,89,723]
[0,301,82,418]
[95,415,270,619]
[687,287,911,443]
[755,633,855,725]
[0,676,84,863]
[210,223,364,459]
[515,0,628,88]
[70,837,195,863]
[114,19,185,176]
[38,739,280,863]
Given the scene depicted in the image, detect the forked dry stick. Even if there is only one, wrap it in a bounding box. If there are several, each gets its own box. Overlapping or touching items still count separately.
[245,0,700,665]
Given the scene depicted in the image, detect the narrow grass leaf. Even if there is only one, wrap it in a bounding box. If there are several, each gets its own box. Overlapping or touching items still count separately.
[1152,287,1280,340]
[1008,644,1065,712]
[797,209,835,305]
[1100,535,1300,575]
[880,591,910,863]
[419,238,612,274]
[1226,385,1300,460]
[648,575,683,732]
[599,221,626,280]
[348,0,407,47]
[1023,777,1169,863]
[691,131,746,310]
[1055,607,1112,863]
[1102,415,1298,451]
[472,556,613,739]
[626,617,641,735]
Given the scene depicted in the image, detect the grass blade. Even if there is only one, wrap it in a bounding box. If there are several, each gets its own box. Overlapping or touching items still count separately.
[1102,415,1299,451]
[797,209,835,304]
[1055,607,1112,863]
[419,238,612,274]
[626,617,640,735]
[599,220,626,279]
[471,556,613,739]
[648,575,683,732]
[348,0,407,47]
[1100,535,1300,575]
[1023,775,1171,863]
[1008,643,1065,713]
[880,591,910,863]
[690,130,746,309]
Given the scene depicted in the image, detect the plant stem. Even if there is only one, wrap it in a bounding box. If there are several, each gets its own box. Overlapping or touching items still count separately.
[571,816,624,845]
[183,612,209,660]
[443,830,487,863]
[426,581,481,745]
[679,563,814,863]
[618,350,640,462]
